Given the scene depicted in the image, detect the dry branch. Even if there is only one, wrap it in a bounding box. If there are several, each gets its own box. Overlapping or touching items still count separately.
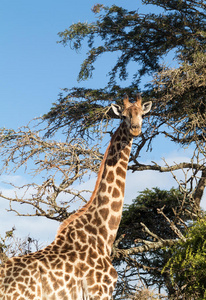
[0,125,102,221]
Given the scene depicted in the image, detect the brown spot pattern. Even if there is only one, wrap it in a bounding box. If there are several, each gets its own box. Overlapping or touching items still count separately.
[108,215,121,230]
[116,166,126,178]
[99,208,109,221]
[98,195,109,206]
[85,224,97,235]
[100,182,106,192]
[112,187,120,198]
[99,225,108,240]
[116,179,125,195]
[106,170,115,183]
[111,200,122,212]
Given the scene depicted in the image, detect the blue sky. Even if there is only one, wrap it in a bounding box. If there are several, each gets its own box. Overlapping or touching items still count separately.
[0,0,205,245]
[1,0,166,129]
[1,0,159,128]
[1,0,93,128]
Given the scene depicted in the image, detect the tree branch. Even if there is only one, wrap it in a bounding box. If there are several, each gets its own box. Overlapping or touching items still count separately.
[0,125,100,221]
[112,238,178,261]
[128,161,205,173]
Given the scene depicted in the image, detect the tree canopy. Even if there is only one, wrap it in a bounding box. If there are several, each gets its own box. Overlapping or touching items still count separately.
[112,188,195,298]
[164,217,206,299]
[44,0,206,147]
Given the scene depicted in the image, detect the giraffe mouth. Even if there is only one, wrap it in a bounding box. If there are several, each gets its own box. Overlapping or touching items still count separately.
[130,127,142,136]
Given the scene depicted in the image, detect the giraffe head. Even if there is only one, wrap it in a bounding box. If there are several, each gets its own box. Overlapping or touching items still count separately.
[111,94,152,136]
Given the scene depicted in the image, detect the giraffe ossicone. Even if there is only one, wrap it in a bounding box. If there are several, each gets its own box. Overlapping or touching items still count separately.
[0,95,152,300]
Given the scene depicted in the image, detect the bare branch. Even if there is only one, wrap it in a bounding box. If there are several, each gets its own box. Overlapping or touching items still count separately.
[112,238,178,260]
[0,125,102,221]
[128,161,205,173]
[157,207,186,242]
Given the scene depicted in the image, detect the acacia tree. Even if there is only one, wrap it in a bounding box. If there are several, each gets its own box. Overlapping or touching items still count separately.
[0,0,205,298]
[44,0,206,214]
[112,188,194,298]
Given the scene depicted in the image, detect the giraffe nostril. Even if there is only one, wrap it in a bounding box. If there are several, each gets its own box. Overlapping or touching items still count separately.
[131,125,139,129]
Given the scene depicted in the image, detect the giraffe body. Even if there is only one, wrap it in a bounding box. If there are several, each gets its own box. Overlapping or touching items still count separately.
[0,95,152,300]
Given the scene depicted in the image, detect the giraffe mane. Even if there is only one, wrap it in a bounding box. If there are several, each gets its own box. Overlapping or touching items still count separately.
[56,135,114,236]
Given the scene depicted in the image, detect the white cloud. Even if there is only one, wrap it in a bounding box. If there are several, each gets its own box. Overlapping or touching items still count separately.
[0,176,59,245]
[124,169,174,203]
[0,204,59,245]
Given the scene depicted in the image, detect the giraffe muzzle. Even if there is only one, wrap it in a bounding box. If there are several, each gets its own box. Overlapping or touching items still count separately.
[130,125,141,136]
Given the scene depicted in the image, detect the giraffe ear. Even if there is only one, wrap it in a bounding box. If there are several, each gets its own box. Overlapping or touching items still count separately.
[111,103,122,117]
[142,101,152,115]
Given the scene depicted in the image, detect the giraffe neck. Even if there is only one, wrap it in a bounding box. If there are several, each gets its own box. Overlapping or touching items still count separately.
[57,122,133,254]
[91,122,133,251]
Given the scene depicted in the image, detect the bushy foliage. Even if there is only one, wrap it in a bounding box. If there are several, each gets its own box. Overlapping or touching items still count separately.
[113,188,192,297]
[164,217,206,299]
[118,187,190,245]
[0,228,41,265]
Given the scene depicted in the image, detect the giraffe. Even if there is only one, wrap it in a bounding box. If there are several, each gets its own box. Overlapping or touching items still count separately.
[0,95,152,300]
